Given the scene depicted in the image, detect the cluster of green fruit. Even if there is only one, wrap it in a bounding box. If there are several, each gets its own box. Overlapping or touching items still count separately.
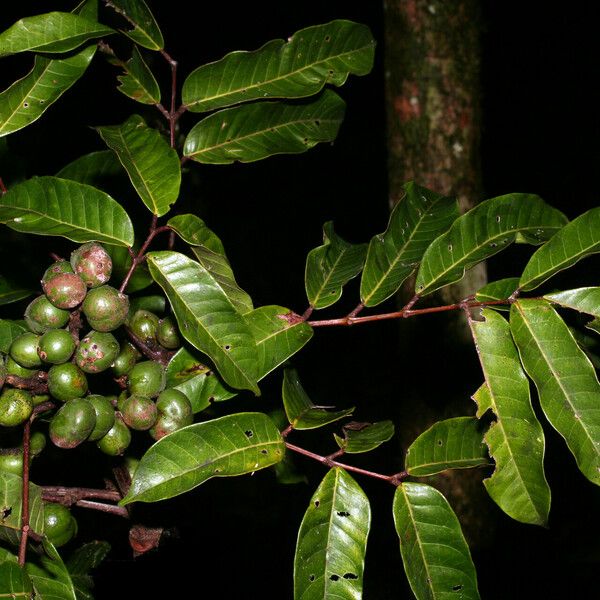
[0,242,194,457]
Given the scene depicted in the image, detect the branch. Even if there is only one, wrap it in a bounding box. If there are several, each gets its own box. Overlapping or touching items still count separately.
[125,326,175,366]
[18,421,31,567]
[6,372,48,395]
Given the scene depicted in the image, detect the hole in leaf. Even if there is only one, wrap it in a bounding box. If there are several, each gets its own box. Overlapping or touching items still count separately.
[448,244,453,251]
[224,345,231,351]
[315,120,320,126]
[314,500,320,508]
[489,242,497,248]
[452,584,463,591]
[214,468,222,474]
[437,440,443,446]
[343,573,358,580]
[23,102,29,108]
[337,511,350,517]
[244,430,253,438]
[260,449,268,455]
[496,215,501,223]
[1,506,12,520]
[329,574,340,582]
[325,35,331,42]
[309,575,315,582]
[208,396,215,403]
[39,99,44,104]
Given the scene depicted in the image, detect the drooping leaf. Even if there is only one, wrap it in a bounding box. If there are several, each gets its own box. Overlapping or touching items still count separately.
[404,417,490,476]
[105,0,164,50]
[0,557,33,598]
[106,244,153,293]
[26,540,76,600]
[545,287,600,319]
[245,305,313,380]
[474,277,520,311]
[470,308,550,525]
[146,251,259,393]
[165,346,236,413]
[56,150,123,186]
[520,207,600,291]
[0,176,134,247]
[122,412,285,504]
[96,115,180,217]
[414,194,567,296]
[294,468,371,600]
[333,420,395,454]
[191,246,253,314]
[183,89,345,164]
[360,183,459,307]
[0,319,28,353]
[182,20,375,112]
[112,46,161,104]
[0,472,45,546]
[167,214,225,254]
[0,12,112,57]
[66,541,111,600]
[305,221,367,310]
[282,368,354,430]
[0,275,32,305]
[510,299,600,486]
[393,483,480,600]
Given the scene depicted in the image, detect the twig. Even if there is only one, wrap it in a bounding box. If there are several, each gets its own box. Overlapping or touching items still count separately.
[125,326,175,366]
[75,500,129,518]
[18,421,31,566]
[6,373,49,395]
[40,486,122,504]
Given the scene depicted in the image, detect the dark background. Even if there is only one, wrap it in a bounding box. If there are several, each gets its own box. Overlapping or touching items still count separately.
[1,2,599,598]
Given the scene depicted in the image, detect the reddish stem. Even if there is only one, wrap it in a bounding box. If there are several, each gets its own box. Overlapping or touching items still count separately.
[0,177,7,195]
[75,500,129,518]
[18,421,31,567]
[40,486,122,503]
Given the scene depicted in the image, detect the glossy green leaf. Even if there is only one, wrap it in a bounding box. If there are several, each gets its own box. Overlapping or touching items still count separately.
[0,12,112,57]
[26,540,76,600]
[520,207,600,291]
[545,287,600,318]
[56,150,123,185]
[474,277,520,311]
[294,468,370,600]
[393,483,480,600]
[184,89,345,164]
[66,541,111,600]
[510,299,600,486]
[360,183,459,307]
[112,46,161,104]
[183,20,375,112]
[165,346,236,414]
[122,412,285,504]
[404,417,490,476]
[191,246,253,314]
[146,251,259,393]
[105,0,164,50]
[0,45,95,138]
[415,194,567,296]
[0,319,28,353]
[470,308,550,525]
[0,557,32,598]
[0,472,45,546]
[333,420,395,454]
[167,214,225,254]
[245,305,313,380]
[96,115,180,217]
[0,275,31,305]
[282,368,354,430]
[0,176,134,247]
[305,221,367,310]
[106,244,153,293]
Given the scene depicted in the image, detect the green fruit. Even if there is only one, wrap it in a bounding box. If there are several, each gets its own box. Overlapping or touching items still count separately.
[124,456,139,479]
[70,242,112,288]
[47,363,88,402]
[43,502,77,547]
[42,261,87,309]
[37,329,76,364]
[9,332,42,368]
[112,341,140,377]
[0,451,23,475]
[127,361,165,398]
[86,395,116,441]
[5,356,38,378]
[150,389,193,440]
[49,398,96,449]
[129,310,159,345]
[81,285,129,332]
[157,317,180,349]
[75,331,119,373]
[97,417,131,456]
[121,394,157,431]
[0,389,33,427]
[24,296,70,334]
[30,431,46,455]
[117,390,128,412]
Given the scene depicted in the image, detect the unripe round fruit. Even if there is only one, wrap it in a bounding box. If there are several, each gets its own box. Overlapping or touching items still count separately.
[70,242,112,288]
[81,285,129,332]
[86,395,116,441]
[43,502,77,547]
[5,356,37,378]
[49,398,96,449]
[0,451,23,475]
[30,431,46,455]
[0,389,33,427]
[150,389,193,440]
[117,390,128,412]
[157,317,180,349]
[47,363,88,402]
[97,417,131,456]
[9,333,42,368]
[127,361,165,398]
[38,329,76,364]
[129,310,159,345]
[121,394,157,431]
[24,296,70,334]
[112,341,140,377]
[75,331,119,373]
[42,261,87,309]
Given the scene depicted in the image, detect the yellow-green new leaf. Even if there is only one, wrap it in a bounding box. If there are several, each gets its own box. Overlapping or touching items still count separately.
[470,308,550,525]
[122,412,285,504]
[393,483,480,600]
[510,299,600,486]
[294,468,371,600]
[105,0,164,50]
